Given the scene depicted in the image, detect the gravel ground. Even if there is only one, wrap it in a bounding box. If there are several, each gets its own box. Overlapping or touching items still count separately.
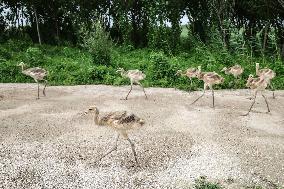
[0,83,283,189]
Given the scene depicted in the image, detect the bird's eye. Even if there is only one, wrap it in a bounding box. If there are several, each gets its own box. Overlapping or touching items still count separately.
[88,108,93,110]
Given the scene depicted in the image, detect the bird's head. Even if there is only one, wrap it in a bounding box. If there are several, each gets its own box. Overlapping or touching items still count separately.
[138,118,145,125]
[248,74,254,78]
[175,70,183,76]
[85,106,99,115]
[116,67,124,73]
[17,62,26,67]
[197,66,202,71]
[221,67,228,72]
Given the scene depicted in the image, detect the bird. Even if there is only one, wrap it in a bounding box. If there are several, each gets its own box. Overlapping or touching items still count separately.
[191,66,224,108]
[221,65,244,78]
[116,68,147,100]
[85,106,145,165]
[255,63,276,98]
[242,74,270,116]
[176,67,198,93]
[221,64,244,89]
[18,62,48,99]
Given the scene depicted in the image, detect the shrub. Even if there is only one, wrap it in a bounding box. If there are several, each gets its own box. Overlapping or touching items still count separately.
[79,21,112,65]
[149,52,178,87]
[25,47,44,64]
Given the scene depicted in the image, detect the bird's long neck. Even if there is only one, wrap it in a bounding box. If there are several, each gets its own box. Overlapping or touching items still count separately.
[120,70,128,78]
[246,77,253,87]
[224,69,230,75]
[20,65,25,72]
[180,71,187,76]
[256,64,260,75]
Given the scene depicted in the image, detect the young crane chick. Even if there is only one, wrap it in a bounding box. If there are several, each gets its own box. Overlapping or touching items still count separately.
[116,68,147,100]
[243,74,270,116]
[191,66,224,108]
[176,67,198,93]
[255,63,276,98]
[18,62,48,99]
[85,106,145,165]
[221,65,244,89]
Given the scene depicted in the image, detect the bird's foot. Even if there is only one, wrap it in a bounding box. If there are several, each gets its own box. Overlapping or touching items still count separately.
[120,98,128,100]
[36,97,40,100]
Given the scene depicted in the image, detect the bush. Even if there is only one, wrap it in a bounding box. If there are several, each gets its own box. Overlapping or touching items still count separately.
[79,21,112,65]
[149,52,179,87]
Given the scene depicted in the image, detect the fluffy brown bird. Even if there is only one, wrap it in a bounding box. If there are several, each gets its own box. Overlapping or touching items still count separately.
[18,62,48,99]
[256,63,276,98]
[243,74,270,116]
[85,106,145,165]
[176,67,198,93]
[191,66,224,108]
[116,68,148,100]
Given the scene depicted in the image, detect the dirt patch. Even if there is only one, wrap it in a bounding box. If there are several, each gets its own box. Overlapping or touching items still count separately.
[0,84,283,188]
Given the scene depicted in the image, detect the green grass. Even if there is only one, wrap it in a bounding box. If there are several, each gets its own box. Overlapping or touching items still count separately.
[0,39,283,90]
[193,177,223,189]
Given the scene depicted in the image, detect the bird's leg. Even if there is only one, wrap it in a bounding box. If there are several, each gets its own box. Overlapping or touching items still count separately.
[210,86,215,108]
[261,93,270,113]
[124,82,133,100]
[37,82,40,100]
[188,78,193,94]
[243,91,257,116]
[127,137,139,166]
[234,77,238,90]
[269,81,275,99]
[98,134,120,162]
[191,83,207,105]
[43,80,48,97]
[138,82,148,99]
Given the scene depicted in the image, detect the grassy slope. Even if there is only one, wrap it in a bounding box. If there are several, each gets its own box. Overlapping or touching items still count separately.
[0,40,283,90]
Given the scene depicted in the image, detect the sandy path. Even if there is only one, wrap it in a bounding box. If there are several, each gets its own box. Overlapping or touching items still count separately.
[0,83,283,189]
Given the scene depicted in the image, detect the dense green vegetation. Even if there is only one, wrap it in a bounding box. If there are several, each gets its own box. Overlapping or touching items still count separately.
[1,39,283,89]
[0,0,283,89]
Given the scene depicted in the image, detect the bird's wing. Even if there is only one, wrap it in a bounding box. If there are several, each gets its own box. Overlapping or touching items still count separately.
[117,114,138,124]
[101,111,127,124]
[205,73,223,81]
[128,70,146,80]
[24,67,47,77]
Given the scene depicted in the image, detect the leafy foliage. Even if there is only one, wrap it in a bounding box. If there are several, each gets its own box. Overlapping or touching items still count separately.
[193,176,223,189]
[79,21,112,65]
[1,40,283,90]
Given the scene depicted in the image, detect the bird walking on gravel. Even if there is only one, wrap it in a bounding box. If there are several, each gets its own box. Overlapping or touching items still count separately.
[191,66,224,108]
[85,106,145,165]
[243,74,270,116]
[221,64,243,88]
[116,68,148,100]
[18,62,48,99]
[176,67,198,93]
[255,63,276,99]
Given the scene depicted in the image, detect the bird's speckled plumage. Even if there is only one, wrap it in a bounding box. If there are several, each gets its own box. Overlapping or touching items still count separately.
[222,65,244,78]
[85,106,145,165]
[88,106,145,138]
[256,63,276,80]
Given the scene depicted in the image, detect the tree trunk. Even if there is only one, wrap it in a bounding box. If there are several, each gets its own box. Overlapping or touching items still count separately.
[34,8,42,45]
